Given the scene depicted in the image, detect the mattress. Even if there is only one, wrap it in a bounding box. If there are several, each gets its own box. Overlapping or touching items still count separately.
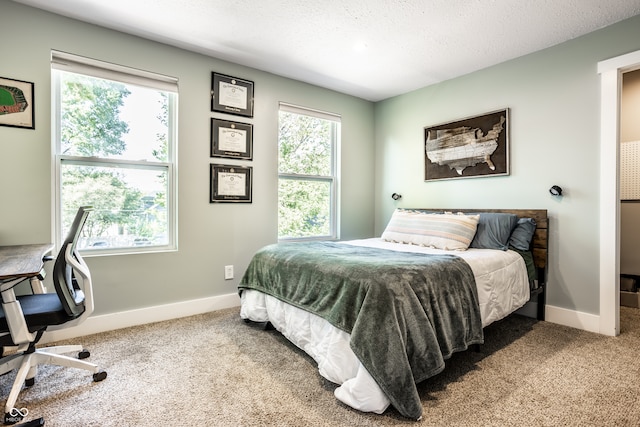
[239,238,530,416]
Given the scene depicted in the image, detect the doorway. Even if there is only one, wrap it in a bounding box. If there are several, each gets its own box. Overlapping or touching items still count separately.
[599,50,640,336]
[619,70,640,313]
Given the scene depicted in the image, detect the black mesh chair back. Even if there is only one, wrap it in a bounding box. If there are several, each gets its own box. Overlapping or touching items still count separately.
[52,206,93,318]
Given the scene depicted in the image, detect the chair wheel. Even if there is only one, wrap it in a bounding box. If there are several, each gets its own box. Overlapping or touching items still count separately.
[25,377,35,387]
[93,370,107,382]
[78,350,90,359]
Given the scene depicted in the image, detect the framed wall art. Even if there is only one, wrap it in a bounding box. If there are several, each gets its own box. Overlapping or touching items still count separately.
[424,109,509,181]
[211,118,253,160]
[0,76,34,129]
[211,72,254,118]
[210,163,253,203]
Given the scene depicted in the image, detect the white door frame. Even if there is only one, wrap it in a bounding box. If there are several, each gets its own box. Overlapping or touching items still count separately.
[598,49,640,336]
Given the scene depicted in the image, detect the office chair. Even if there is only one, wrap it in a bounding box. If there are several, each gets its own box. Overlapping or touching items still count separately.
[0,206,107,424]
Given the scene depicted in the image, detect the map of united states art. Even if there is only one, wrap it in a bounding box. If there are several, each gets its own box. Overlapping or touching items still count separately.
[426,115,505,175]
[424,109,508,181]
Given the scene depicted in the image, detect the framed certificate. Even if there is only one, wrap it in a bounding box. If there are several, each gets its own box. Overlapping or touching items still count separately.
[211,118,253,160]
[210,164,253,203]
[211,72,254,118]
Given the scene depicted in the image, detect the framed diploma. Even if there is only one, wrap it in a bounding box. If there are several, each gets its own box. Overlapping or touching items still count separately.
[0,76,35,129]
[210,118,253,160]
[211,72,254,118]
[210,164,253,203]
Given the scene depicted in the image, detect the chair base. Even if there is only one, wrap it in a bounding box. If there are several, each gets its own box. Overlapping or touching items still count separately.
[0,344,107,423]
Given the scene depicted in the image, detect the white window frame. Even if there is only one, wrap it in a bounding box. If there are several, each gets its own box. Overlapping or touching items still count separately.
[278,102,340,241]
[51,51,178,255]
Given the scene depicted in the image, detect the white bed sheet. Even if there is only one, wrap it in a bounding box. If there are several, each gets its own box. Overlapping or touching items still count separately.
[239,238,530,416]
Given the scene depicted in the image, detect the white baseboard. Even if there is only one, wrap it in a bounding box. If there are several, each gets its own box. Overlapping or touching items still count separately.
[512,302,600,334]
[544,304,600,333]
[41,295,601,344]
[42,293,241,344]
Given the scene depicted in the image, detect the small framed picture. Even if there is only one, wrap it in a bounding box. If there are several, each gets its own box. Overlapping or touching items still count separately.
[0,76,35,129]
[211,118,253,160]
[210,164,253,203]
[211,72,254,118]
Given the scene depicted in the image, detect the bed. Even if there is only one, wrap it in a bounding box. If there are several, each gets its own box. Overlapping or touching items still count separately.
[238,208,548,420]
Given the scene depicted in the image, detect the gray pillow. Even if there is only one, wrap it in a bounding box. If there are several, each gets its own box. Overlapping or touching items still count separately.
[469,213,519,251]
[508,218,537,251]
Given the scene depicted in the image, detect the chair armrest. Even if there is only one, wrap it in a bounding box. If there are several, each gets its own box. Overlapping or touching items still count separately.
[1,284,36,347]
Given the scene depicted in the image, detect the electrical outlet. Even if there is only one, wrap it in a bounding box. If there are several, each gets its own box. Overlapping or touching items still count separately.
[224,265,234,280]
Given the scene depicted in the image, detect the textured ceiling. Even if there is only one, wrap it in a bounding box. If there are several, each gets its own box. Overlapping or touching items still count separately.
[13,0,640,101]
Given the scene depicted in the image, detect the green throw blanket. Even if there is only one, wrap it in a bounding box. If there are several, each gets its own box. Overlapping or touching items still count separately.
[238,242,483,420]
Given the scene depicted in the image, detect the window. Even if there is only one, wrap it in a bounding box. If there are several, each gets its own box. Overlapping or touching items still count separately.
[278,103,340,240]
[52,51,178,253]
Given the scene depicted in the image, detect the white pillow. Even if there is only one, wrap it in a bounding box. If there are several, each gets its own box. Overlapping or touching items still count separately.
[381,210,479,251]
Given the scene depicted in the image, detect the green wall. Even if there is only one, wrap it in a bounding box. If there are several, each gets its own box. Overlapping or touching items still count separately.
[374,14,640,316]
[5,0,640,323]
[0,2,375,315]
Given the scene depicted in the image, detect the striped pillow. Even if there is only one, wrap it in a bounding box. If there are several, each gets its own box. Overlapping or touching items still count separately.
[381,210,479,250]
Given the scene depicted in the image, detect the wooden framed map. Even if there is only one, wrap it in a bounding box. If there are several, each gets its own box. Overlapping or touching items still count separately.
[424,109,509,181]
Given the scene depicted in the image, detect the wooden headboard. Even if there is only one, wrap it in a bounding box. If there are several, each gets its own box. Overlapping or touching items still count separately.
[412,208,548,320]
[427,209,548,283]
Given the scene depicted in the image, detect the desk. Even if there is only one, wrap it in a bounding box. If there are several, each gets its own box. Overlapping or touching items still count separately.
[0,244,53,281]
[0,244,54,292]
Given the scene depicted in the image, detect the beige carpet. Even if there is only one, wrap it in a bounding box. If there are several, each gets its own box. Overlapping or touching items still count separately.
[2,306,640,426]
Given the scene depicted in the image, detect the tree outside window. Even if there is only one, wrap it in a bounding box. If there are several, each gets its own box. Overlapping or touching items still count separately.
[278,105,339,240]
[53,54,177,252]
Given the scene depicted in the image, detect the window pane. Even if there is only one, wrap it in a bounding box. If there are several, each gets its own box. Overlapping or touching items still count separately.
[59,72,168,162]
[278,111,332,176]
[54,57,176,253]
[60,163,168,249]
[278,179,331,238]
